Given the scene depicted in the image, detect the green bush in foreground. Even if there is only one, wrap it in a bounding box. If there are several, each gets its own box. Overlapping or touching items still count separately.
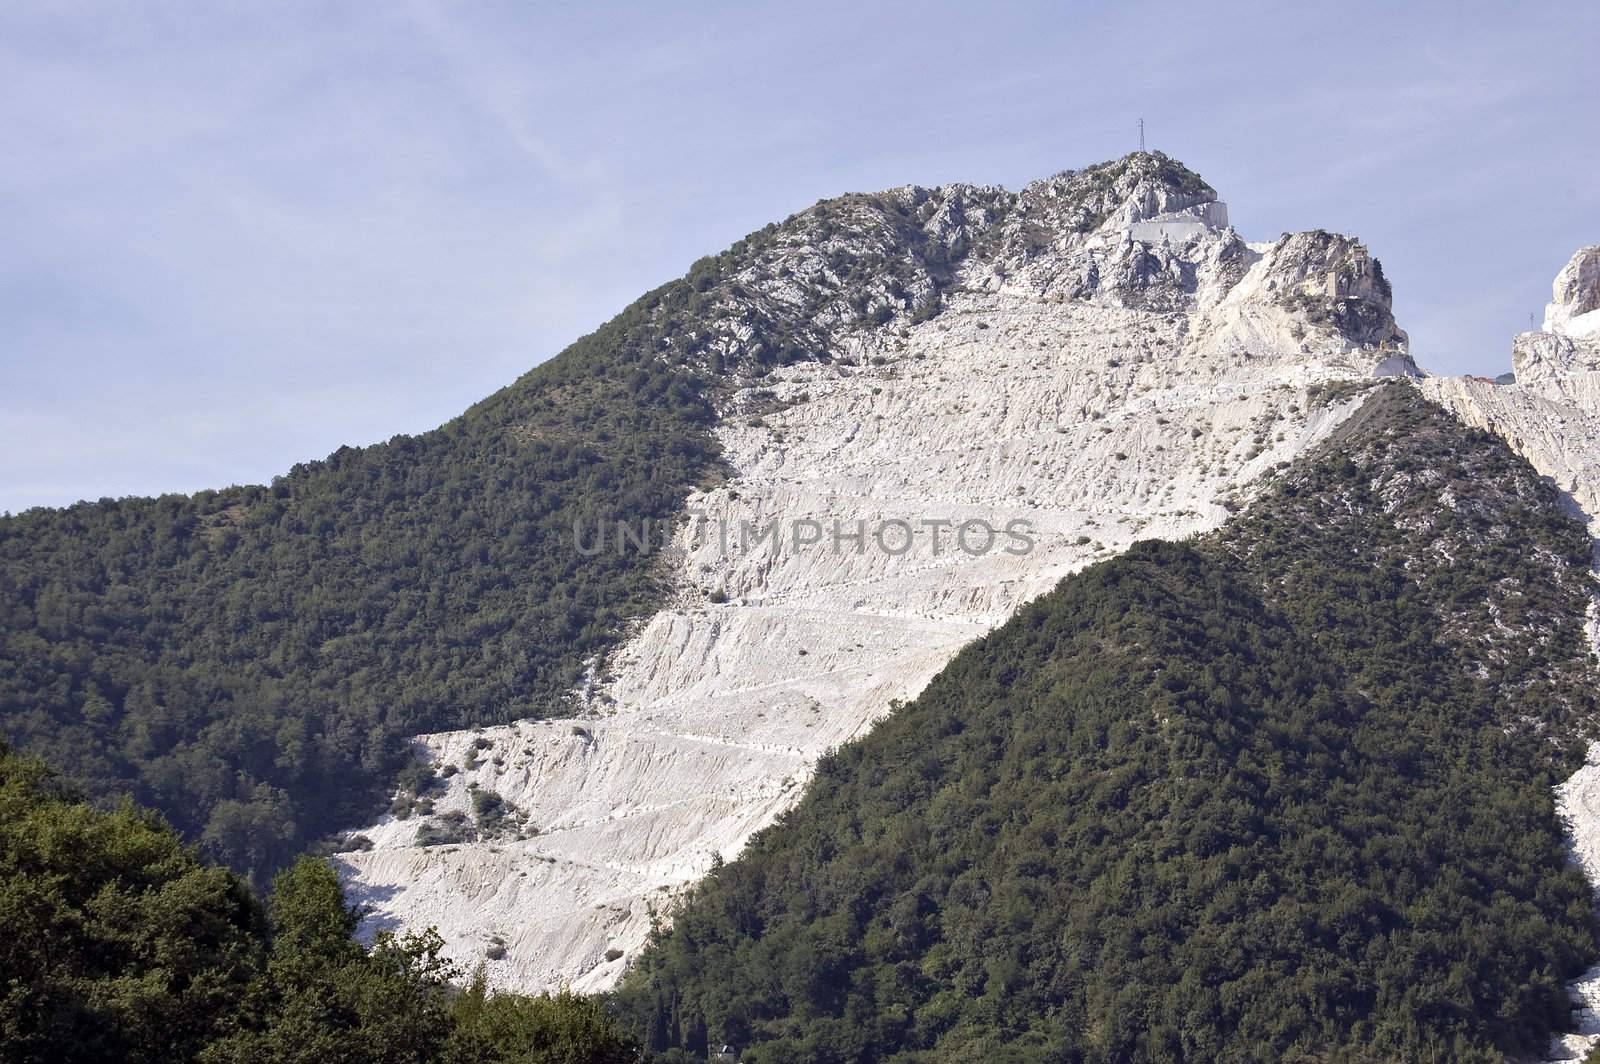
[0,740,637,1064]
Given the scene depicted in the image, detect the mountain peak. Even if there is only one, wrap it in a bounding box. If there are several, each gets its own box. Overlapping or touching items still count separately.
[1512,245,1600,385]
[1547,244,1600,338]
[1012,150,1220,239]
[1034,150,1216,204]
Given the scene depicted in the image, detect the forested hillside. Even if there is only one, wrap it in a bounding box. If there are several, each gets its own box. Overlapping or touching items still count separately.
[616,385,1600,1062]
[0,738,639,1063]
[0,283,719,880]
[0,174,1011,882]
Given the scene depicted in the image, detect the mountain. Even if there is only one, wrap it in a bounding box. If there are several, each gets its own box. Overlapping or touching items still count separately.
[332,153,1427,992]
[0,266,733,877]
[614,384,1600,1062]
[8,151,1600,1057]
[0,154,1231,883]
[1424,244,1600,534]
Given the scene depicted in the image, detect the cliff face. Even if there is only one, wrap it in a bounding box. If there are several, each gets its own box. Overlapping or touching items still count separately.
[1548,245,1600,336]
[338,153,1427,994]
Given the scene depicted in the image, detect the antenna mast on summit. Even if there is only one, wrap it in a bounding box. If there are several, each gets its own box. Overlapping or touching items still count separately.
[1139,118,1145,152]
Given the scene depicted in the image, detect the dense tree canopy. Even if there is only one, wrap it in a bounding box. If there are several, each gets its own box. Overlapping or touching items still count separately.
[0,740,640,1063]
[0,738,264,1063]
[0,263,724,882]
[617,388,1600,1062]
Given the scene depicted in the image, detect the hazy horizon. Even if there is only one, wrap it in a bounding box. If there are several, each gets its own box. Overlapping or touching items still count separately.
[3,0,1597,513]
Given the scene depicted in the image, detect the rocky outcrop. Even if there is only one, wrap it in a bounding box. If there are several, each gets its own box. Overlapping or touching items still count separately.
[1510,247,1600,400]
[1514,329,1600,387]
[1253,229,1405,351]
[1000,151,1218,245]
[1548,245,1600,337]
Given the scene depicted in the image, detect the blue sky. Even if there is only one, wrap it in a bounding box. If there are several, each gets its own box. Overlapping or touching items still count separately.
[2,0,1596,513]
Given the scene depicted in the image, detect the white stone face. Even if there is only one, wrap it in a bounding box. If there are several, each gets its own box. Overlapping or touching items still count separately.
[1129,200,1230,245]
[1546,245,1600,338]
[337,187,1415,993]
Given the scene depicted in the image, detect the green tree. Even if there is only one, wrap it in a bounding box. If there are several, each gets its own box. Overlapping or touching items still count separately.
[1,744,650,1062]
[0,740,264,1064]
[448,967,640,1064]
[201,857,457,1064]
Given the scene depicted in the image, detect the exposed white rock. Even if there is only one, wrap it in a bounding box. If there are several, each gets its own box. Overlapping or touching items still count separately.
[1130,201,1230,245]
[1546,245,1600,339]
[339,160,1421,994]
[1511,250,1600,399]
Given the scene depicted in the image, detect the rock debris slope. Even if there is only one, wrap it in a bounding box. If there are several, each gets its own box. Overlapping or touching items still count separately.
[339,154,1428,993]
